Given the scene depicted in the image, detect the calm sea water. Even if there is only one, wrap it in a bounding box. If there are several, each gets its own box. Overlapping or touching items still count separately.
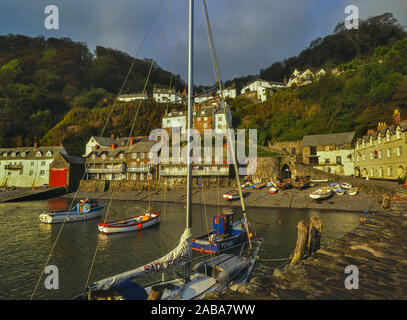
[0,197,362,300]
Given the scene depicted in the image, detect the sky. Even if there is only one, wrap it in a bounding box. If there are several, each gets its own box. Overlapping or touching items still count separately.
[0,0,406,85]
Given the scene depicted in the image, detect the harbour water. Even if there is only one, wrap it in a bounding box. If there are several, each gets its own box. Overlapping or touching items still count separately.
[0,197,362,300]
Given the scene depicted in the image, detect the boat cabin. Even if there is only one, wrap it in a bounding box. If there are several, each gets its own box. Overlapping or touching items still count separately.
[213,212,234,235]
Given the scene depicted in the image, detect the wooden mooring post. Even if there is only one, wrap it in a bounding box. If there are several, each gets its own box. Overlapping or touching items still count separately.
[291,217,322,265]
[290,220,308,265]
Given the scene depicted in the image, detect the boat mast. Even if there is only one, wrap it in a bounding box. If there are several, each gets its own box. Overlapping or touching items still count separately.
[185,0,194,283]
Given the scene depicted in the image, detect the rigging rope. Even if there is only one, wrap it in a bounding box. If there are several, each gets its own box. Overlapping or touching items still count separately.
[30,0,167,300]
[84,0,175,288]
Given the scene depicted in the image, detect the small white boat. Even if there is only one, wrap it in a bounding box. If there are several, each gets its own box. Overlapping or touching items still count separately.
[310,179,328,183]
[330,183,340,190]
[268,187,278,194]
[341,183,352,189]
[309,187,332,200]
[98,212,160,234]
[241,181,251,188]
[335,188,345,195]
[267,181,276,187]
[348,187,358,196]
[39,199,105,224]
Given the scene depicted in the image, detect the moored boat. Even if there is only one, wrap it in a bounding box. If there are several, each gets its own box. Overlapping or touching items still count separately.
[335,188,345,195]
[223,189,248,200]
[341,183,352,189]
[268,187,278,194]
[309,187,332,200]
[348,187,358,196]
[192,211,247,254]
[98,212,160,234]
[39,199,105,224]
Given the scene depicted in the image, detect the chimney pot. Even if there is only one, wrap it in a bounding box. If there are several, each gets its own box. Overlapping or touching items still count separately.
[34,142,38,149]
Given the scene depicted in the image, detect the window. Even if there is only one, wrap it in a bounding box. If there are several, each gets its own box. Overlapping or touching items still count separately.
[397,146,402,157]
[378,135,382,144]
[371,168,375,177]
[396,129,401,139]
[46,151,53,157]
[388,167,393,176]
[325,158,330,164]
[101,154,106,160]
[370,152,374,160]
[197,117,201,121]
[362,141,365,148]
[282,148,287,153]
[218,116,222,121]
[336,156,342,164]
[203,123,208,128]
[379,168,384,178]
[119,153,124,159]
[310,147,317,156]
[387,148,392,158]
[41,161,46,166]
[132,153,137,159]
[91,154,95,160]
[31,161,34,166]
[378,150,382,159]
[12,152,16,157]
[148,152,153,159]
[386,133,390,142]
[36,151,42,157]
[140,153,145,158]
[356,154,360,161]
[369,138,373,146]
[40,170,45,176]
[362,154,365,161]
[325,146,329,151]
[29,170,33,176]
[291,148,296,155]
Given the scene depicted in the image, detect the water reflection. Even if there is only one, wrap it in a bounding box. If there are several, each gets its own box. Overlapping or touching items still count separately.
[0,198,361,300]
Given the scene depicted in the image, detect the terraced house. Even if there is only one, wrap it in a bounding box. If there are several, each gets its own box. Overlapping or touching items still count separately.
[0,143,68,187]
[353,109,407,180]
[85,137,159,181]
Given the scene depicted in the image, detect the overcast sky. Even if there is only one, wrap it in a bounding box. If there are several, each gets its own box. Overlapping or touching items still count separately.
[1,0,406,85]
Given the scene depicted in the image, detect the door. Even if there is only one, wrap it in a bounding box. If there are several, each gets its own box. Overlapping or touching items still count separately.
[49,168,67,187]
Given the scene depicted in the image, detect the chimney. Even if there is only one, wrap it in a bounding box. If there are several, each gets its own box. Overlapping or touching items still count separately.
[130,138,134,146]
[112,144,115,149]
[377,122,387,132]
[393,108,401,127]
[34,142,38,149]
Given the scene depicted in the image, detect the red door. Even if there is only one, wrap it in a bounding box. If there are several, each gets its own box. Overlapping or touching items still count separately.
[50,168,67,187]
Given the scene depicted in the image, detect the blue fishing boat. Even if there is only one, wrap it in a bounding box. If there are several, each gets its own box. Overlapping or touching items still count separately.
[192,211,247,254]
[39,199,106,224]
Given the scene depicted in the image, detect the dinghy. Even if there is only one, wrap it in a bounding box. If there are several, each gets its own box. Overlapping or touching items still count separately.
[223,189,248,200]
[335,188,345,195]
[267,181,276,187]
[98,175,160,234]
[341,183,352,189]
[309,187,333,200]
[39,199,105,224]
[268,187,278,194]
[98,212,160,234]
[348,187,358,196]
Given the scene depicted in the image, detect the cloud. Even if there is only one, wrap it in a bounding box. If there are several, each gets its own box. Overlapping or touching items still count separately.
[0,0,406,85]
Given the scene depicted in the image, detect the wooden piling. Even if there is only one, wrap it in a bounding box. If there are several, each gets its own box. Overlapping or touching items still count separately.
[381,194,390,209]
[307,216,322,256]
[290,220,308,265]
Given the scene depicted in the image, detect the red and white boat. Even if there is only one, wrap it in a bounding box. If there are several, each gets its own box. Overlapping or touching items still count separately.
[98,174,160,234]
[223,189,248,200]
[98,212,160,234]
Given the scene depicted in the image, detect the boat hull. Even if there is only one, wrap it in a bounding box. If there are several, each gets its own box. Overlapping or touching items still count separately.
[98,213,160,234]
[192,230,246,254]
[39,204,106,224]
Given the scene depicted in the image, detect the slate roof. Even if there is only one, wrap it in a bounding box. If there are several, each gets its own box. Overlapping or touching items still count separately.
[0,146,66,160]
[302,132,356,146]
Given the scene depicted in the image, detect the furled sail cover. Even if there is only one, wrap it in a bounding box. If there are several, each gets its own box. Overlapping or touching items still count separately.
[92,228,192,291]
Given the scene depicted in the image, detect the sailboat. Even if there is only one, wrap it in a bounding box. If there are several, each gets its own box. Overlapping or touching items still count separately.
[97,175,160,234]
[75,0,261,300]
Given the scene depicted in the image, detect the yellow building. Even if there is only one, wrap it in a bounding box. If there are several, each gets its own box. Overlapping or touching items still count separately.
[353,109,407,180]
